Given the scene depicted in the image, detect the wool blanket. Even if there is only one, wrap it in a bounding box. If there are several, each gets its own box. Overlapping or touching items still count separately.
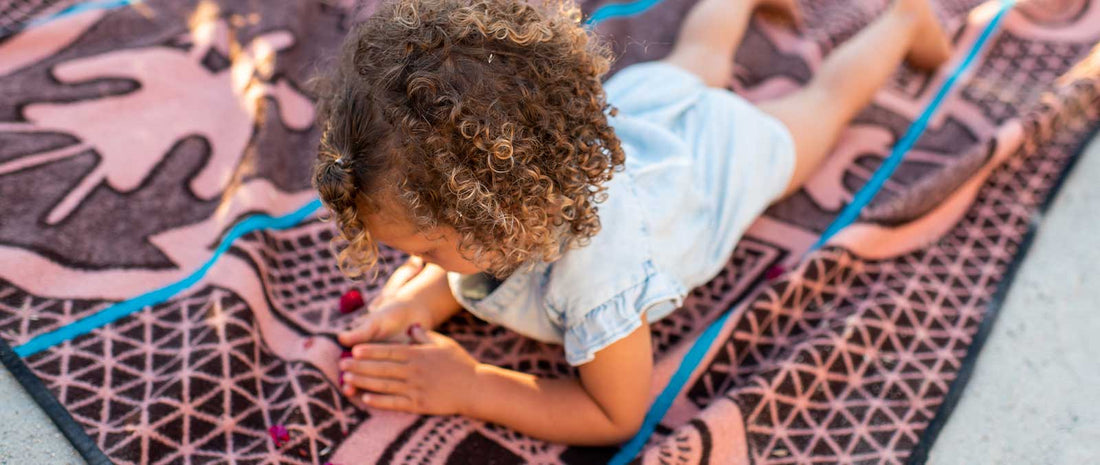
[0,0,1098,463]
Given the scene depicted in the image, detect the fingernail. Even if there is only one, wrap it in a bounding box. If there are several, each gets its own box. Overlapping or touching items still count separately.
[339,360,349,370]
[406,323,422,340]
[361,394,372,403]
[343,372,353,383]
[340,350,352,359]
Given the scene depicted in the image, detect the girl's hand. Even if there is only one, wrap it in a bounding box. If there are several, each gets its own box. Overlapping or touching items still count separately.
[340,325,479,416]
[337,299,430,345]
[369,255,426,311]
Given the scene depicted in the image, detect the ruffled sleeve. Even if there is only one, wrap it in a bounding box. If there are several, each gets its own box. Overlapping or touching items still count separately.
[560,267,683,366]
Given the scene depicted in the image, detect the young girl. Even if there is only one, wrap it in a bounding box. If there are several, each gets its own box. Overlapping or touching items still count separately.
[313,0,950,445]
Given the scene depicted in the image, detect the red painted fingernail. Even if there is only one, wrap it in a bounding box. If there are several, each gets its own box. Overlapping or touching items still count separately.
[340,350,352,359]
[406,323,422,340]
[339,289,365,314]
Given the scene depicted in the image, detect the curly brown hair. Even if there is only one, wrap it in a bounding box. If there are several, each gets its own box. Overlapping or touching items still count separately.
[312,0,625,279]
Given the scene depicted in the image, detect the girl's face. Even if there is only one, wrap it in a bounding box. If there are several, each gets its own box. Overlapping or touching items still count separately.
[364,210,484,275]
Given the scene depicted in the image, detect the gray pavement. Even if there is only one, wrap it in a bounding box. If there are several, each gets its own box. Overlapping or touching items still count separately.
[0,368,84,464]
[1,136,1098,464]
[925,134,1100,464]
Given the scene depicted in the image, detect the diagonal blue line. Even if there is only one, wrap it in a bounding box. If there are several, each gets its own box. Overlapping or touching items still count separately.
[610,2,1015,463]
[810,0,1016,253]
[26,0,137,28]
[11,0,661,361]
[612,309,733,464]
[586,0,665,25]
[14,199,323,358]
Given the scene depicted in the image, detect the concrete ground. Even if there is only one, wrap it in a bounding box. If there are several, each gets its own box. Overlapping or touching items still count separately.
[0,369,84,464]
[924,133,1100,465]
[1,136,1098,464]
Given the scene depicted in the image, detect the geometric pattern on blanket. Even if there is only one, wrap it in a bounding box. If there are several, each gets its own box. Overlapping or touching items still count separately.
[1,0,1098,464]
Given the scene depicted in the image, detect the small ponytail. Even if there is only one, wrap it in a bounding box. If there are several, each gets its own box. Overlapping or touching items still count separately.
[313,153,357,212]
[311,72,397,279]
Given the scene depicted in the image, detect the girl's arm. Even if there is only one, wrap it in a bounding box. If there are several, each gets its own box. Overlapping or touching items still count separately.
[467,318,652,445]
[341,317,654,445]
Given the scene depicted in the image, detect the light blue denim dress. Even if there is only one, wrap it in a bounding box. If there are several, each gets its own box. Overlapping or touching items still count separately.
[447,62,796,365]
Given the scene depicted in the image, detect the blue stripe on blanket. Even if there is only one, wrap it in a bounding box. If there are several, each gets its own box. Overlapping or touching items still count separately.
[15,199,323,357]
[586,0,665,25]
[26,0,137,27]
[611,1,1016,462]
[809,0,1017,253]
[12,0,659,356]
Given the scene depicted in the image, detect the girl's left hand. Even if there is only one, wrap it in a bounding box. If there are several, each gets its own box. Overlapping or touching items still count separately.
[339,324,479,416]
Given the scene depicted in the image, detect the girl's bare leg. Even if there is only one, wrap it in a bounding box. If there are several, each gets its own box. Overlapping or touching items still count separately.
[761,0,952,197]
[663,0,801,87]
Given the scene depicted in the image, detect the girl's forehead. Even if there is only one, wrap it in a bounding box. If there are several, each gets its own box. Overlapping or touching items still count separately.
[358,194,451,249]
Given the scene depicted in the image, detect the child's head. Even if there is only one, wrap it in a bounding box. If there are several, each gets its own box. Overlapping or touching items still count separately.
[312,0,624,279]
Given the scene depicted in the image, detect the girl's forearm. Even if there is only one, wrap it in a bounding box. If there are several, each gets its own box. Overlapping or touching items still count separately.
[463,364,640,445]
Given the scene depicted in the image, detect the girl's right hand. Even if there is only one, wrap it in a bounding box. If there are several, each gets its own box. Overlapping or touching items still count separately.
[338,299,431,346]
[369,255,426,311]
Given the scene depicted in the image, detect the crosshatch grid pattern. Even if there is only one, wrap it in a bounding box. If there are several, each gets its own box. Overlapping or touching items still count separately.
[0,0,1097,463]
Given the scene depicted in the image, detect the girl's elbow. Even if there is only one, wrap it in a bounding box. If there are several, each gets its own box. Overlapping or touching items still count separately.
[583,407,646,445]
[606,408,646,444]
[612,422,644,444]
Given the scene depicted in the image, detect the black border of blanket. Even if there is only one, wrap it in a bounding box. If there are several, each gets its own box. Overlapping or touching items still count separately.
[0,130,1096,465]
[906,124,1100,465]
[0,338,112,465]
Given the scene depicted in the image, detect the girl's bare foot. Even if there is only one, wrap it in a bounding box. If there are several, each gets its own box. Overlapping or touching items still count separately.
[894,0,952,69]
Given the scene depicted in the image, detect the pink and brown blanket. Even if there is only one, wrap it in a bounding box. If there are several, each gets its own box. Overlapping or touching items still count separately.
[1,0,1098,463]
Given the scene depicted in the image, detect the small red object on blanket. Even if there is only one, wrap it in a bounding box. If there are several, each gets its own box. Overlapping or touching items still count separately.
[339,289,364,314]
[765,264,786,281]
[268,425,290,447]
